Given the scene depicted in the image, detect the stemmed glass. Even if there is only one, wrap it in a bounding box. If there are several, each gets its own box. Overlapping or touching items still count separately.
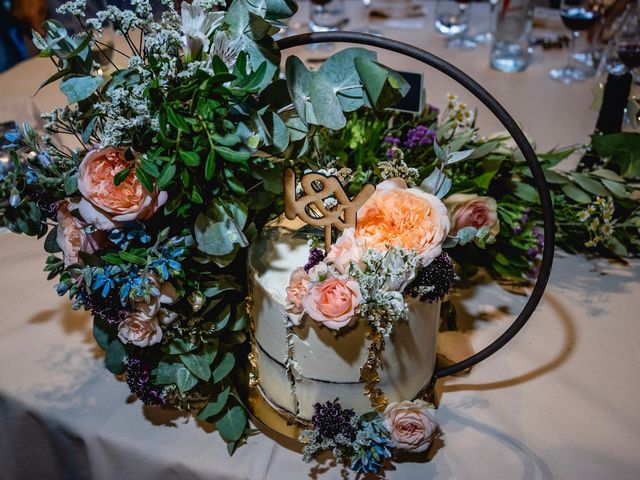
[473,0,500,44]
[307,0,346,50]
[359,0,382,36]
[434,0,477,50]
[549,0,601,84]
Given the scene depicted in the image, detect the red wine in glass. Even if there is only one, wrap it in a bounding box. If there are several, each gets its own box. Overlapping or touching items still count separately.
[618,44,640,69]
[560,8,600,31]
[310,0,332,5]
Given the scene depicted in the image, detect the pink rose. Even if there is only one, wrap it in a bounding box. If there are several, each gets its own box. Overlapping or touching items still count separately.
[117,312,163,347]
[325,228,363,274]
[356,178,450,267]
[56,200,105,266]
[302,276,362,330]
[77,147,168,230]
[383,399,438,453]
[285,267,311,326]
[445,193,500,237]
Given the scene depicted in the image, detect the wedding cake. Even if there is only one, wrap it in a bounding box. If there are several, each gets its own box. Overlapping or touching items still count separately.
[248,225,442,421]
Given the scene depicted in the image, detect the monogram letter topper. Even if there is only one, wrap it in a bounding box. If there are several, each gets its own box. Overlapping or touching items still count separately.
[283,168,375,253]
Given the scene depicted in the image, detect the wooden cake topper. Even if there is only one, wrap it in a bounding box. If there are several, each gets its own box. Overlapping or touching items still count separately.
[283,168,375,253]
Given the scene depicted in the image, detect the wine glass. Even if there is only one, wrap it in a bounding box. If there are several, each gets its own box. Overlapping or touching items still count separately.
[549,0,601,84]
[434,0,477,49]
[308,0,346,32]
[473,0,501,44]
[359,0,382,36]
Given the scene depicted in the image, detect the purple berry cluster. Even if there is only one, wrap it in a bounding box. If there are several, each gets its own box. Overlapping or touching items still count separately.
[33,191,59,220]
[404,125,436,148]
[304,248,326,273]
[126,352,165,406]
[405,253,455,303]
[84,292,129,325]
[312,399,357,441]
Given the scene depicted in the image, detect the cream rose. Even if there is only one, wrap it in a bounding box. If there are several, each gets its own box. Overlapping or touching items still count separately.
[56,200,105,266]
[132,277,179,321]
[325,228,363,275]
[445,193,500,237]
[285,267,311,326]
[77,147,168,230]
[383,399,438,453]
[302,275,362,330]
[117,312,163,347]
[356,178,450,267]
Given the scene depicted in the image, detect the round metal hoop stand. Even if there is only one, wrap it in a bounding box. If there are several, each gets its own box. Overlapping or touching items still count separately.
[277,32,555,380]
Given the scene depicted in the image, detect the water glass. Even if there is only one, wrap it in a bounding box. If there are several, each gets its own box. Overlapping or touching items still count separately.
[309,0,346,32]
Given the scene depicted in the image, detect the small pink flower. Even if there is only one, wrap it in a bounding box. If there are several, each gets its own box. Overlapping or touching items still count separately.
[325,228,363,274]
[117,312,162,347]
[285,267,311,326]
[383,399,438,453]
[302,276,362,330]
[445,193,500,237]
[56,200,105,266]
[77,147,167,230]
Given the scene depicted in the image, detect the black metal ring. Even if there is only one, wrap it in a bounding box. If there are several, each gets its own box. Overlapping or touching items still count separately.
[277,32,555,379]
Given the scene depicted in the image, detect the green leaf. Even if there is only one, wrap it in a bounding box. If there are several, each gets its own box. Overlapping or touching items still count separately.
[212,352,236,382]
[354,57,409,108]
[309,75,346,130]
[198,387,231,421]
[105,339,127,375]
[63,172,78,195]
[543,169,569,184]
[60,75,103,103]
[607,236,629,257]
[179,151,201,167]
[93,318,111,351]
[446,149,474,165]
[166,338,199,355]
[513,182,540,203]
[176,366,199,393]
[285,56,315,124]
[468,141,498,159]
[213,145,251,163]
[157,163,176,189]
[591,132,640,177]
[601,179,628,198]
[166,107,190,131]
[205,150,216,181]
[181,352,212,381]
[82,116,98,144]
[119,251,146,266]
[591,168,625,182]
[268,112,289,152]
[217,405,247,442]
[114,167,131,186]
[44,226,62,253]
[570,172,609,196]
[318,48,375,112]
[561,183,591,203]
[202,275,240,297]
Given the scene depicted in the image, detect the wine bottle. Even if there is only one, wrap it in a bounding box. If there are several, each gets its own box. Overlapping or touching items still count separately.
[578,72,632,171]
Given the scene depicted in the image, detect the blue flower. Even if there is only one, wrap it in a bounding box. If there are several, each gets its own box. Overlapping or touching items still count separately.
[350,433,394,474]
[37,151,51,168]
[108,222,151,250]
[92,267,119,298]
[149,249,183,281]
[25,168,38,185]
[9,192,20,207]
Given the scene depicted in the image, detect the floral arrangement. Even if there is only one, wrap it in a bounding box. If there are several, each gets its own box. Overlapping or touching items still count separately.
[2,0,638,476]
[0,0,412,452]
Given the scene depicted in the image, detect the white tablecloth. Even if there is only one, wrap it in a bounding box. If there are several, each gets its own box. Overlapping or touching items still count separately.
[1,2,639,479]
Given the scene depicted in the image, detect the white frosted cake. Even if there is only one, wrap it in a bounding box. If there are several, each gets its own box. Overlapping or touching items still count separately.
[248,226,441,421]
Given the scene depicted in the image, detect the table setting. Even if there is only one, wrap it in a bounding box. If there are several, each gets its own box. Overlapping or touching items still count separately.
[0,1,639,479]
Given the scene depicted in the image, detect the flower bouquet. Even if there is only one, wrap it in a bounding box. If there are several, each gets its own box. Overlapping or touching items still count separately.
[2,0,635,476]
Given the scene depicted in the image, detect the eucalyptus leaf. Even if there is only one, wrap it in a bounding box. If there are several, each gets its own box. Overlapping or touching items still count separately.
[561,183,591,203]
[570,172,609,196]
[212,352,236,382]
[105,339,127,375]
[217,405,247,442]
[60,75,103,104]
[198,387,231,421]
[309,74,346,130]
[285,56,314,124]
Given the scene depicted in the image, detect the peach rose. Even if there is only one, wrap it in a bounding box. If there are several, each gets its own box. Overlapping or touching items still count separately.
[383,399,438,453]
[356,178,449,267]
[56,200,105,266]
[302,276,362,330]
[285,267,311,326]
[117,311,163,347]
[325,228,363,275]
[445,193,500,237]
[132,277,178,320]
[77,147,168,230]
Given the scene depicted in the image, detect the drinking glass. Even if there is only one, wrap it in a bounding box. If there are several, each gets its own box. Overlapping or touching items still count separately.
[473,0,501,44]
[549,0,601,84]
[309,0,346,32]
[359,0,382,36]
[434,0,477,49]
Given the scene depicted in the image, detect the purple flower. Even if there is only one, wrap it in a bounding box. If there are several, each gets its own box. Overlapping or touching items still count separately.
[126,351,165,406]
[312,399,357,441]
[304,248,326,272]
[405,252,455,303]
[404,125,436,148]
[384,135,401,146]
